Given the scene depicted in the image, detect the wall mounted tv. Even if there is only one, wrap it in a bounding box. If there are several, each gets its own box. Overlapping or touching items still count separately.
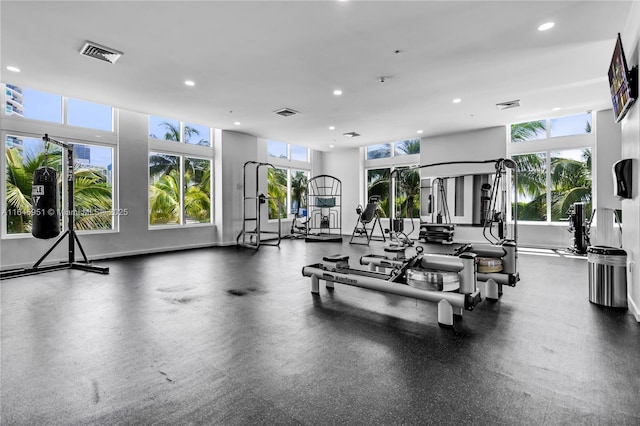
[608,33,638,123]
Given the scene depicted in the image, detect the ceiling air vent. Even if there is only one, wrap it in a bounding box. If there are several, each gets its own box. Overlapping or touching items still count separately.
[342,132,360,138]
[274,108,299,117]
[496,100,520,110]
[79,41,123,64]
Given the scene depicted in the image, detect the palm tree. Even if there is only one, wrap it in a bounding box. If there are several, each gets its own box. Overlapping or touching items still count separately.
[149,169,181,224]
[184,158,211,223]
[267,167,287,219]
[396,167,421,218]
[5,144,62,233]
[549,150,592,220]
[73,167,113,230]
[367,168,390,216]
[510,121,591,221]
[152,121,201,143]
[5,143,114,233]
[511,120,546,142]
[395,139,420,155]
[291,171,308,214]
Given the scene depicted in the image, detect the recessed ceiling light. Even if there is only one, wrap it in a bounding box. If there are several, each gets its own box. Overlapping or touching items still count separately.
[234,121,241,125]
[329,126,335,130]
[538,22,555,31]
[184,80,195,86]
[552,107,561,111]
[6,66,20,72]
[417,130,423,134]
[333,89,343,96]
[453,98,462,103]
[329,144,335,148]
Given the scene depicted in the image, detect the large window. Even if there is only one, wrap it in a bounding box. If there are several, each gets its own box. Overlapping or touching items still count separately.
[4,134,114,234]
[266,140,310,220]
[73,143,114,230]
[67,98,113,131]
[365,138,421,218]
[509,113,593,223]
[10,87,62,123]
[149,116,211,147]
[4,85,114,132]
[148,153,212,226]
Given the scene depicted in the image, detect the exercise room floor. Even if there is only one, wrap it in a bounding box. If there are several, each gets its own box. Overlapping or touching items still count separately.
[1,239,639,425]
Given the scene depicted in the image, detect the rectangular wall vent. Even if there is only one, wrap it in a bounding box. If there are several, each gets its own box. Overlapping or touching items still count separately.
[496,100,520,110]
[80,41,123,64]
[274,108,299,117]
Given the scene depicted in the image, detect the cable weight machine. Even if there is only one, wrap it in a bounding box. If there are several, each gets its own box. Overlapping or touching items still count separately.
[1,134,109,279]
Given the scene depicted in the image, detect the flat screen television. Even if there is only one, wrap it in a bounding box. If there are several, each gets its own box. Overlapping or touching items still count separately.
[608,33,637,123]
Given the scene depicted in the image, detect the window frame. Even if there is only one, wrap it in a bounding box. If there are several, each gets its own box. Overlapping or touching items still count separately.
[148,132,214,229]
[2,130,118,238]
[265,140,311,221]
[364,139,421,219]
[508,113,594,225]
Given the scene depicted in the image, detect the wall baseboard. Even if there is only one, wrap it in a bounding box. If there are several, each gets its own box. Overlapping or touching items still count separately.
[0,240,238,272]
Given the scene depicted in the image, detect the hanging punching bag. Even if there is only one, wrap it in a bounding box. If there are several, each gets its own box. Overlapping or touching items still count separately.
[31,166,60,239]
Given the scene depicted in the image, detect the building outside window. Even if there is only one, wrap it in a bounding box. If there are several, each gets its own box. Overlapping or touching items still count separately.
[2,84,117,236]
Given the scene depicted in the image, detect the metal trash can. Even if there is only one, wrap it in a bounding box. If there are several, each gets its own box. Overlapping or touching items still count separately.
[587,246,627,308]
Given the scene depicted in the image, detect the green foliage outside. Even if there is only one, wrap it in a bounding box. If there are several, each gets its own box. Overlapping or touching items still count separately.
[5,142,112,233]
[267,167,287,219]
[367,139,421,218]
[511,120,592,221]
[148,122,211,225]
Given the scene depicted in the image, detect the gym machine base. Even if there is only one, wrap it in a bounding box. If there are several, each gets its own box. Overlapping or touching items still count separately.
[302,247,481,327]
[362,240,519,301]
[1,134,109,280]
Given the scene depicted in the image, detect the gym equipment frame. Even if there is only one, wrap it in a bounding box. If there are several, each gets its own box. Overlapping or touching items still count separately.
[1,134,109,279]
[237,161,282,249]
[305,175,342,242]
[349,195,386,245]
[302,246,481,326]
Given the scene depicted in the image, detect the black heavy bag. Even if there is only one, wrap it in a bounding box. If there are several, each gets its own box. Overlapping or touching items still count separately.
[31,167,60,239]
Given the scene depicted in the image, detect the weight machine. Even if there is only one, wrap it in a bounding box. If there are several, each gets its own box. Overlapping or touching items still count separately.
[300,158,520,325]
[1,134,109,279]
[237,161,282,249]
[305,175,342,242]
[566,202,593,255]
[302,245,481,326]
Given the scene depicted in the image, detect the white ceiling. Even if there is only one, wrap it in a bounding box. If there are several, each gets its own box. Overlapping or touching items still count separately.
[0,1,633,151]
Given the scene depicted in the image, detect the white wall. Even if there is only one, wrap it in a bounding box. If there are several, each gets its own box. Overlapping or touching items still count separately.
[620,4,640,321]
[592,109,622,248]
[320,148,361,238]
[218,130,258,244]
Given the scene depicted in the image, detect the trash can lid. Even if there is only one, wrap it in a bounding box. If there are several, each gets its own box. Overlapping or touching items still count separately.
[587,246,626,256]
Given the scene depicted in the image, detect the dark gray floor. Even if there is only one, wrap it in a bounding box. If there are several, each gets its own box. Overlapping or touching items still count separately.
[1,239,639,425]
